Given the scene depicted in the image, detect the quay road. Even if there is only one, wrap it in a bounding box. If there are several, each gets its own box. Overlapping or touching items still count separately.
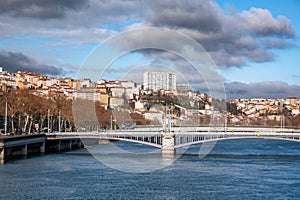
[0,133,82,163]
[0,134,45,163]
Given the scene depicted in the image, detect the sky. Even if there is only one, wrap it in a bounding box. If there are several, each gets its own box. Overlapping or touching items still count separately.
[0,0,299,99]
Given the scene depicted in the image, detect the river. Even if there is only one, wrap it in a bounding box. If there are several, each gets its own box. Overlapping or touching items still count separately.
[1,139,300,199]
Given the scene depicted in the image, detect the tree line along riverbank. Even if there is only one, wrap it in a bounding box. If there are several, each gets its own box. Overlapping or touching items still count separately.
[0,89,150,135]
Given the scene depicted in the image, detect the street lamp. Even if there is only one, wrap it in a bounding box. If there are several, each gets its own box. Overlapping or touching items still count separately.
[47,109,50,133]
[58,110,61,132]
[4,101,7,135]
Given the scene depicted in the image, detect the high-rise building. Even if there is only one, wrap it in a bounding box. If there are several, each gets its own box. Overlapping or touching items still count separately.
[143,71,176,91]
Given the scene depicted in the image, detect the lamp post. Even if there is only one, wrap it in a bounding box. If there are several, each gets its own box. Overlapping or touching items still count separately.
[110,115,112,130]
[4,101,7,135]
[58,110,61,132]
[47,109,50,133]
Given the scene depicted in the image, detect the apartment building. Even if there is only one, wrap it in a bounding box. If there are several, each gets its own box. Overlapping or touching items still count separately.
[143,71,176,91]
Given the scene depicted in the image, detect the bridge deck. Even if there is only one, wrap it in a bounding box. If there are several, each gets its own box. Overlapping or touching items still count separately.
[46,130,300,149]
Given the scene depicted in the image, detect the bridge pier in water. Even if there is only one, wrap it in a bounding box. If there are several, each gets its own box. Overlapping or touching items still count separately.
[22,144,27,157]
[162,133,176,155]
[98,139,111,144]
[50,138,83,153]
[0,148,4,164]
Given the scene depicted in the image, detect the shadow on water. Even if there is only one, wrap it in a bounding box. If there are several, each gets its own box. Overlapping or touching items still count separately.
[63,138,300,161]
[179,153,300,160]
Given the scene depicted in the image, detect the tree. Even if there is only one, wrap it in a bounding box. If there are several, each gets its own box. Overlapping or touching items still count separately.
[226,102,240,115]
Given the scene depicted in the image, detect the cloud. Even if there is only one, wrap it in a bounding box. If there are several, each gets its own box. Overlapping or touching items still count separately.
[0,0,296,73]
[142,1,296,68]
[0,0,86,19]
[0,1,141,43]
[225,81,300,99]
[37,28,116,47]
[146,0,223,33]
[262,38,297,49]
[238,8,295,37]
[91,0,295,71]
[0,50,63,75]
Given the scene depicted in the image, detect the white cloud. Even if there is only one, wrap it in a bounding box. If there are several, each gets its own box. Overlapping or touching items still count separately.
[0,0,297,84]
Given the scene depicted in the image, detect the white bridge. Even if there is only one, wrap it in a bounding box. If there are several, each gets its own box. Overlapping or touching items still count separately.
[46,127,300,154]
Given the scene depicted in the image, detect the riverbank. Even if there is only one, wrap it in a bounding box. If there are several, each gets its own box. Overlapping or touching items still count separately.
[0,134,83,164]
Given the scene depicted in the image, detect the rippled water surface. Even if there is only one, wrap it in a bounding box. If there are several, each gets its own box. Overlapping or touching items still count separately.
[1,139,300,199]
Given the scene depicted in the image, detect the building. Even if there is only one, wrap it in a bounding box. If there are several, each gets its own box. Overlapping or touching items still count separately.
[80,78,91,88]
[73,89,100,101]
[144,112,163,124]
[99,93,109,108]
[110,97,125,109]
[177,83,191,94]
[286,97,297,106]
[143,71,176,91]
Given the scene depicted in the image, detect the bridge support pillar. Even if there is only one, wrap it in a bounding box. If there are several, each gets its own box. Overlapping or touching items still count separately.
[40,142,45,154]
[0,148,4,163]
[56,141,61,152]
[98,139,110,144]
[69,140,72,150]
[162,133,176,155]
[22,144,27,157]
[78,140,82,148]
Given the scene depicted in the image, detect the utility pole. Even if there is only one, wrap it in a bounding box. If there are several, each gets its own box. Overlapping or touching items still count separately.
[4,101,7,135]
[110,115,113,130]
[224,113,227,133]
[58,110,61,132]
[283,115,285,129]
[47,109,50,133]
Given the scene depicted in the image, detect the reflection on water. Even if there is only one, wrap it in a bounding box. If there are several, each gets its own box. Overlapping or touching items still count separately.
[85,141,176,173]
[1,139,300,199]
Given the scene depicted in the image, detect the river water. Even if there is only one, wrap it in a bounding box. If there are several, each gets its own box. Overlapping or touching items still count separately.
[1,139,300,199]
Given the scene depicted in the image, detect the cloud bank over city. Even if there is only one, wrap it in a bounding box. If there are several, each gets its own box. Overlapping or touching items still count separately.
[225,81,300,99]
[0,50,63,75]
[0,0,299,98]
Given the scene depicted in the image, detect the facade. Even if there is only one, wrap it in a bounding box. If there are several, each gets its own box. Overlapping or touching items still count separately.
[110,97,125,109]
[144,112,163,124]
[80,78,91,88]
[177,83,191,93]
[143,71,176,91]
[73,89,100,101]
[110,87,125,97]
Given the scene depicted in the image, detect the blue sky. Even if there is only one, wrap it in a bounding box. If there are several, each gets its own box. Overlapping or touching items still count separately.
[0,0,299,99]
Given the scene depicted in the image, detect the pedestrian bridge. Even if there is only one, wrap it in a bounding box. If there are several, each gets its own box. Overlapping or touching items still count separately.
[46,127,300,154]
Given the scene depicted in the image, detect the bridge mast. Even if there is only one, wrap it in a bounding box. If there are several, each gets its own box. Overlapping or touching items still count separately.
[162,104,176,155]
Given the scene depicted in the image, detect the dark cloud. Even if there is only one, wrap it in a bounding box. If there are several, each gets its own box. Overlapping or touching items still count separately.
[0,0,86,19]
[0,50,63,75]
[210,50,247,68]
[141,0,296,68]
[225,81,300,99]
[146,0,222,33]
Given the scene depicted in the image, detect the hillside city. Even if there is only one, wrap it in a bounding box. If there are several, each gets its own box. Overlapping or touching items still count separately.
[1,67,300,133]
